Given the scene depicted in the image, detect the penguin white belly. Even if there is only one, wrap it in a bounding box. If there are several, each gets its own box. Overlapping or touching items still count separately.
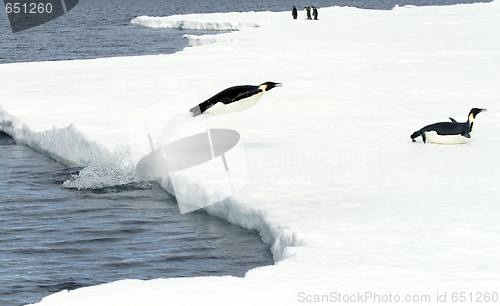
[424,131,471,145]
[205,91,265,116]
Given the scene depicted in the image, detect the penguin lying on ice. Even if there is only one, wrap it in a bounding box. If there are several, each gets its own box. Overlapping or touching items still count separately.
[410,108,486,144]
[190,82,282,117]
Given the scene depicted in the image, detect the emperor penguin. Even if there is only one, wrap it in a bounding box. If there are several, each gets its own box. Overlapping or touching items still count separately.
[292,6,298,19]
[305,7,312,20]
[410,108,487,144]
[312,6,318,20]
[190,82,282,117]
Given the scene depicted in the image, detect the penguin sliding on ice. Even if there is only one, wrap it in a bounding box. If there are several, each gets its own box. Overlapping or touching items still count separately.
[410,108,487,144]
[190,82,282,117]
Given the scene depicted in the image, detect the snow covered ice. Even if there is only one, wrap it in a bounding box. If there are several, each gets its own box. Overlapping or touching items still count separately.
[131,14,260,31]
[1,1,500,305]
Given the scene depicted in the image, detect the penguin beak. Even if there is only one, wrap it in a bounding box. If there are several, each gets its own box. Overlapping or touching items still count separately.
[473,108,487,118]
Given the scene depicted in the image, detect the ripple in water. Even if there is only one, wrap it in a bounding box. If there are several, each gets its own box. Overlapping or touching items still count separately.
[0,132,273,306]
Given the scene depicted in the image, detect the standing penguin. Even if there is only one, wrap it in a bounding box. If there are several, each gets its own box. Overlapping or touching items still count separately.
[410,108,487,144]
[312,6,318,20]
[305,7,312,20]
[292,6,298,19]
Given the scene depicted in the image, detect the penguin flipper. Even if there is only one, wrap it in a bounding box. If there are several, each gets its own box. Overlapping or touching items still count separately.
[449,117,457,123]
[462,131,471,138]
[232,88,261,102]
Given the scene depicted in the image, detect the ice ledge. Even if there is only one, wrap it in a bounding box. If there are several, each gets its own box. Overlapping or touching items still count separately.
[131,16,259,31]
[160,176,305,262]
[0,108,304,262]
[205,200,306,262]
[0,108,108,167]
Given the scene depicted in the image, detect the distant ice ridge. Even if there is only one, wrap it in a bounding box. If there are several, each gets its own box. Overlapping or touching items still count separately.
[131,16,259,31]
[392,4,418,10]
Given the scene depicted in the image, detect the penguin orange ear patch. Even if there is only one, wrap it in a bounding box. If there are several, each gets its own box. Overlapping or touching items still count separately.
[4,0,80,33]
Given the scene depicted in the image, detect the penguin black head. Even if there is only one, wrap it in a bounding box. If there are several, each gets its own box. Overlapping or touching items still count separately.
[261,82,282,91]
[469,108,487,118]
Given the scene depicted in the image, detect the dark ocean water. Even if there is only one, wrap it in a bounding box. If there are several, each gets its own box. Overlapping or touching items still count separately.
[0,0,490,305]
[0,132,273,306]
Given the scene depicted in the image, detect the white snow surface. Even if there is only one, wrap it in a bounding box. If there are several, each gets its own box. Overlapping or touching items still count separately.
[1,2,500,305]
